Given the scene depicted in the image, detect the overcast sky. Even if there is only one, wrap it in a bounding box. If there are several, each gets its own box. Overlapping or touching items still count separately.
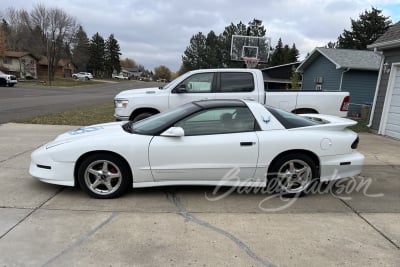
[2,0,400,71]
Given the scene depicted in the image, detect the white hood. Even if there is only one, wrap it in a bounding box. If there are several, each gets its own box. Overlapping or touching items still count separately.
[47,122,126,148]
[115,87,164,98]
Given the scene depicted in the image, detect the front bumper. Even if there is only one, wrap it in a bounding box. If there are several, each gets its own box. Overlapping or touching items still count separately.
[319,151,365,181]
[114,113,130,121]
[29,145,75,186]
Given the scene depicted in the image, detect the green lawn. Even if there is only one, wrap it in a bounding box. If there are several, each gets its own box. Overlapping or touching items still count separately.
[17,103,115,126]
[348,117,370,133]
[20,78,103,87]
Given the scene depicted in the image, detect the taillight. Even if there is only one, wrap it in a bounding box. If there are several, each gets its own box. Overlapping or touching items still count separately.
[341,96,350,111]
[351,136,359,149]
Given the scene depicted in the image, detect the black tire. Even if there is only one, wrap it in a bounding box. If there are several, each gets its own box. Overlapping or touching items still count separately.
[77,153,132,199]
[8,83,14,87]
[132,112,155,122]
[0,79,6,87]
[267,153,317,197]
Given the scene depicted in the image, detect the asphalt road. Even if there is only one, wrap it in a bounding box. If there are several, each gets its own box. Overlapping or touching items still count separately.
[0,80,160,124]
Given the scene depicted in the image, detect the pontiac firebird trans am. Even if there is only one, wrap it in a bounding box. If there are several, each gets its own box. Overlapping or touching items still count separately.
[29,100,364,199]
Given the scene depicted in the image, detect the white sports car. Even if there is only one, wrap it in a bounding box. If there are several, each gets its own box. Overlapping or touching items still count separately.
[30,100,364,199]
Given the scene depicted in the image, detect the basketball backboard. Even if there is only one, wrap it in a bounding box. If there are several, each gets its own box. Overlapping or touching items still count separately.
[230,35,271,62]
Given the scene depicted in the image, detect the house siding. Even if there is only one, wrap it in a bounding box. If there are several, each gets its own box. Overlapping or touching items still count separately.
[371,47,400,131]
[341,70,378,115]
[301,55,342,91]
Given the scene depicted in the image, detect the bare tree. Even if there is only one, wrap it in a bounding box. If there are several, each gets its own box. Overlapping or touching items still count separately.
[3,4,78,84]
[31,4,78,83]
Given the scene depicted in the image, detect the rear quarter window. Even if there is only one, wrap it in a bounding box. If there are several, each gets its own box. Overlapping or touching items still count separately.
[219,72,254,92]
[266,107,320,129]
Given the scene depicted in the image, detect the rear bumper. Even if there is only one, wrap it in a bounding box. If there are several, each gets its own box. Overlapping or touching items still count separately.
[319,151,364,181]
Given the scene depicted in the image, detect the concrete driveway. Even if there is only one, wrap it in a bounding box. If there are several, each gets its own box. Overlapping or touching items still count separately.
[0,123,399,267]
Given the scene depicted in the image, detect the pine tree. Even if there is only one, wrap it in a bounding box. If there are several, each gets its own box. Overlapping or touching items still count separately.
[72,26,90,71]
[182,32,208,70]
[87,32,105,77]
[104,34,121,77]
[337,7,391,50]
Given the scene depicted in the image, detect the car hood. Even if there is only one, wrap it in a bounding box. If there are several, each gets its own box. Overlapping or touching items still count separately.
[115,87,164,98]
[46,122,126,148]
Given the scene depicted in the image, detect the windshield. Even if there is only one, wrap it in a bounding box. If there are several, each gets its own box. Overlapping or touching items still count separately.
[127,103,200,135]
[159,78,177,90]
[266,106,321,129]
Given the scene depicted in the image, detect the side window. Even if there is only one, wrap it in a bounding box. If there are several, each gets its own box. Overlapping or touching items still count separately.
[219,72,254,92]
[174,107,257,136]
[177,73,214,93]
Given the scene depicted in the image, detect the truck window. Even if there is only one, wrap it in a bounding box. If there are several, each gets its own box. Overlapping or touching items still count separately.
[179,73,214,93]
[219,72,254,92]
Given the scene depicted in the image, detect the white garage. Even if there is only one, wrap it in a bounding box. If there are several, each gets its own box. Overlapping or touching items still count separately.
[381,65,400,139]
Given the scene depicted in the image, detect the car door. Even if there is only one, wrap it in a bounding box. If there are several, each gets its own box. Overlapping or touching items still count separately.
[168,72,216,108]
[148,106,259,182]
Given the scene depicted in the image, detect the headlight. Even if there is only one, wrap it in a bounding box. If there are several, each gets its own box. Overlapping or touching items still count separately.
[115,99,129,108]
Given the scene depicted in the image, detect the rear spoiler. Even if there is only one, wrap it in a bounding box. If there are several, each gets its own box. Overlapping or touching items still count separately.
[296,114,357,131]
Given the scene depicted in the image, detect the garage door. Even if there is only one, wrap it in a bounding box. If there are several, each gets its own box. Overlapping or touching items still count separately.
[385,67,400,139]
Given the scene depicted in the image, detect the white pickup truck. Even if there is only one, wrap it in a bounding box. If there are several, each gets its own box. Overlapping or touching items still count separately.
[0,71,18,87]
[114,69,350,121]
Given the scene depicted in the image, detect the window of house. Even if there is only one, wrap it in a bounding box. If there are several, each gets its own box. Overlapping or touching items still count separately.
[219,72,254,92]
[3,57,12,64]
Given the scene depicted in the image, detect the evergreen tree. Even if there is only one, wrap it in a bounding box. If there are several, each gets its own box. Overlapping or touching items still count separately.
[87,32,105,77]
[72,26,90,71]
[182,32,208,70]
[104,33,121,77]
[205,31,223,68]
[337,7,391,50]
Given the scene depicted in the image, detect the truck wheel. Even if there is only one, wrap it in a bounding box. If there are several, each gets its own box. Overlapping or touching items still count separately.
[8,84,14,87]
[132,112,155,122]
[267,153,317,197]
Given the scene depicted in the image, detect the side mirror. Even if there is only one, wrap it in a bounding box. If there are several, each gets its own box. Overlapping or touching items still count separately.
[161,127,185,137]
[172,84,187,93]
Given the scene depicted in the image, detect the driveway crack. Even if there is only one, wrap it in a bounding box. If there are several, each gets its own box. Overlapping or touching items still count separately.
[339,199,399,250]
[165,191,277,267]
[0,186,65,240]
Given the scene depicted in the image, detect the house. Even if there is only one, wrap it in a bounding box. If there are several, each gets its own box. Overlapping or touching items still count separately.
[122,67,142,79]
[367,22,400,139]
[37,56,75,78]
[0,51,38,79]
[297,48,382,116]
[262,62,301,90]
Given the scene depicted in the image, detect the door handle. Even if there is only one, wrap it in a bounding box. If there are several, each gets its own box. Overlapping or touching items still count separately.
[240,142,255,146]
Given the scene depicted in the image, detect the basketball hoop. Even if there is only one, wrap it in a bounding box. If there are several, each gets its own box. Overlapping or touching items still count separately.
[243,57,259,68]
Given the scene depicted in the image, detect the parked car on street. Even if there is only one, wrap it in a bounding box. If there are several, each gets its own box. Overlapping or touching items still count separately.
[0,71,18,87]
[30,99,364,199]
[72,72,93,80]
[113,74,128,80]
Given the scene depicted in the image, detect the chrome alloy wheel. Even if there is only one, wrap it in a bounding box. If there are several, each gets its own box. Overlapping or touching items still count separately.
[84,160,122,196]
[277,159,313,194]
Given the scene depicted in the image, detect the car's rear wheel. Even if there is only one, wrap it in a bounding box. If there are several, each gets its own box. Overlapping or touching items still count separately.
[78,153,132,199]
[268,153,317,197]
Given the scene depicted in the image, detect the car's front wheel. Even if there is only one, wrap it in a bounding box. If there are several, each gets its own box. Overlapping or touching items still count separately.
[77,153,132,199]
[267,153,317,197]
